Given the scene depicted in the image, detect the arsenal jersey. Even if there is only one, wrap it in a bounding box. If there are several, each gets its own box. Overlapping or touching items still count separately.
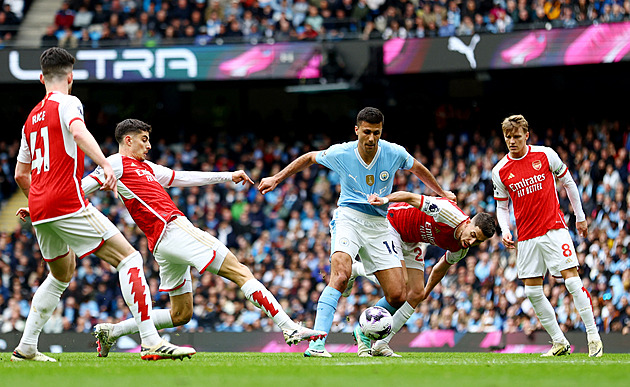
[387,198,469,255]
[16,92,89,224]
[85,154,184,251]
[492,145,567,241]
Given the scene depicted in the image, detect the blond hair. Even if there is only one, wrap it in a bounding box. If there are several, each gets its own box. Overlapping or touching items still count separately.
[501,114,529,136]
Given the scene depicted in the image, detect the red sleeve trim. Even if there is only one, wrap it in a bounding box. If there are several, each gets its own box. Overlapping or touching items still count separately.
[68,117,84,127]
[558,168,568,178]
[494,197,509,201]
[167,170,175,187]
[91,175,103,185]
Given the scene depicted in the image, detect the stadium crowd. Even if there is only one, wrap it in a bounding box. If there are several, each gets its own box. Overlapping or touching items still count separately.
[1,113,629,339]
[0,0,621,48]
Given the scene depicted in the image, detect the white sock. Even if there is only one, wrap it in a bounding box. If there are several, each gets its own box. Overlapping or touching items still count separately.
[524,285,567,344]
[112,309,174,339]
[241,279,293,329]
[17,274,68,355]
[564,276,601,342]
[117,252,160,346]
[382,301,415,344]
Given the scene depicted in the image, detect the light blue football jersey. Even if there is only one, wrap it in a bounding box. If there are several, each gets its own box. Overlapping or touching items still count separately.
[316,139,414,217]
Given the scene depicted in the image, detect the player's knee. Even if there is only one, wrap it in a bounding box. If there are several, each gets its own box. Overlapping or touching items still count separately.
[386,288,406,308]
[171,308,193,326]
[407,289,423,307]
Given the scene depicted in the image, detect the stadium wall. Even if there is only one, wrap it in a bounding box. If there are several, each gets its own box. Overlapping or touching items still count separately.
[1,331,628,355]
[3,22,630,83]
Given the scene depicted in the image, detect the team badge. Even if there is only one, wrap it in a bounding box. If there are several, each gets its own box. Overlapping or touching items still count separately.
[366,175,375,186]
[532,160,542,170]
[339,237,350,246]
[379,171,390,181]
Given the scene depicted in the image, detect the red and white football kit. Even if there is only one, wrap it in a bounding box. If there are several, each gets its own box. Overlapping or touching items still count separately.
[385,196,470,271]
[83,154,234,294]
[17,91,119,261]
[492,145,584,278]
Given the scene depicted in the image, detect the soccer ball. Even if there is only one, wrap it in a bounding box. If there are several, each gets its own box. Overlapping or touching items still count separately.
[359,306,393,341]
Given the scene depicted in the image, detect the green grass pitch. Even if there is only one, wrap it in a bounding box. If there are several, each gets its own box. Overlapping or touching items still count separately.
[2,352,629,387]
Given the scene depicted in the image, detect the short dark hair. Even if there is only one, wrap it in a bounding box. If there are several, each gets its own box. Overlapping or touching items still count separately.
[40,47,75,81]
[115,119,152,144]
[356,107,384,126]
[471,212,496,239]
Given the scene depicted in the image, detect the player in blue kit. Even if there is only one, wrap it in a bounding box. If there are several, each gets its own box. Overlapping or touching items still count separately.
[258,107,455,357]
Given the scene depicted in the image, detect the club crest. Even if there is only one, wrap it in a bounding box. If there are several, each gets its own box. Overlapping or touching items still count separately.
[379,171,390,181]
[366,175,375,186]
[532,160,542,170]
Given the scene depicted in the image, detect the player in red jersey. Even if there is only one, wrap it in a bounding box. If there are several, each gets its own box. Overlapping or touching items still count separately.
[347,192,495,356]
[83,119,326,357]
[11,47,194,362]
[492,114,602,357]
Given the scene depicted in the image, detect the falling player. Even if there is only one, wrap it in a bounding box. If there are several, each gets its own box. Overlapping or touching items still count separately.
[83,119,326,357]
[347,192,495,356]
[12,47,194,361]
[492,114,603,357]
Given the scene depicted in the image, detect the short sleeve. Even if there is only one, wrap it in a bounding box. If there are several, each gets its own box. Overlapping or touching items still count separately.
[16,127,31,164]
[59,95,84,131]
[145,160,175,187]
[543,147,568,178]
[315,143,344,170]
[492,165,509,201]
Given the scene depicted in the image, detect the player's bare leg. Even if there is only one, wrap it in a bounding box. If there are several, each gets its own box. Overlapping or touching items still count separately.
[523,277,571,357]
[12,252,75,362]
[561,268,602,357]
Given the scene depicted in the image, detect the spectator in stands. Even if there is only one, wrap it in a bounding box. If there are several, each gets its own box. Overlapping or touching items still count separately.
[55,1,76,31]
[40,24,60,48]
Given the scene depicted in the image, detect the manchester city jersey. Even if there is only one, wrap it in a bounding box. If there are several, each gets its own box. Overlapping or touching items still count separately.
[316,139,414,217]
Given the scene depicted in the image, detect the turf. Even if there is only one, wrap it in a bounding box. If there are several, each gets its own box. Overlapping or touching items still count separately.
[2,352,629,387]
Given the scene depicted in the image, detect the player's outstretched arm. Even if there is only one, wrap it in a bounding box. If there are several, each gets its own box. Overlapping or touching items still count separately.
[258,151,318,194]
[368,191,423,207]
[423,255,452,300]
[408,159,456,202]
[167,169,253,188]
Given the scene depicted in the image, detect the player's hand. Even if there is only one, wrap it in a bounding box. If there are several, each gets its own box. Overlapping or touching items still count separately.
[443,190,456,202]
[502,233,515,249]
[367,194,387,206]
[232,170,254,186]
[576,220,588,238]
[258,176,278,194]
[101,164,118,198]
[16,207,30,221]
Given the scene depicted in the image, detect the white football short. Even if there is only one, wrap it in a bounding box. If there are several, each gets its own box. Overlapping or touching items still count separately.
[153,216,228,295]
[516,228,578,279]
[387,223,428,271]
[332,206,402,275]
[34,204,120,262]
